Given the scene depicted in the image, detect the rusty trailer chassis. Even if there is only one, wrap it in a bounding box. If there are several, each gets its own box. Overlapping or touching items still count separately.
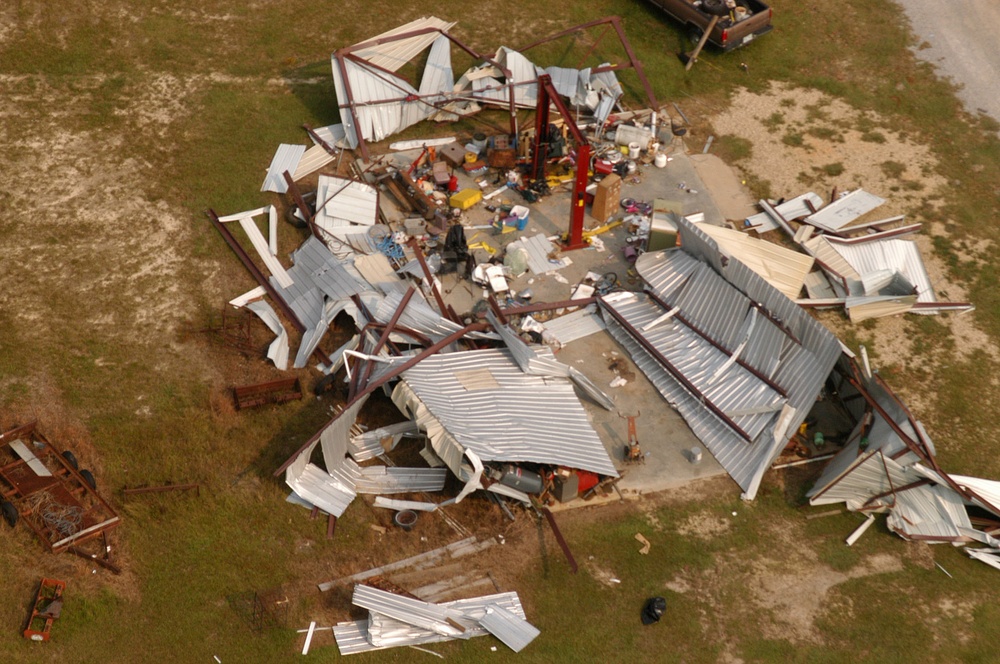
[0,422,120,553]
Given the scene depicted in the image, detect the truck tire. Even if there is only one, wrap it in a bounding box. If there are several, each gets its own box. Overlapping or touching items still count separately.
[687,25,706,46]
[701,0,731,17]
[62,450,79,470]
[313,373,338,396]
[285,205,309,229]
[79,469,97,490]
[2,500,18,528]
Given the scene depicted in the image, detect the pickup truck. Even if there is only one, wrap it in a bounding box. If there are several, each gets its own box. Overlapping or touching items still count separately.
[644,0,773,52]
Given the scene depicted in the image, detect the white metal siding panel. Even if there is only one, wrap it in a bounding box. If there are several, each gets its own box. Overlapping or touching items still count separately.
[805,189,885,232]
[479,604,540,653]
[292,144,335,181]
[261,144,306,193]
[352,17,457,72]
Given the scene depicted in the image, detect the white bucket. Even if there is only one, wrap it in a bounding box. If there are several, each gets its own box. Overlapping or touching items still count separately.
[654,152,668,168]
[628,142,641,159]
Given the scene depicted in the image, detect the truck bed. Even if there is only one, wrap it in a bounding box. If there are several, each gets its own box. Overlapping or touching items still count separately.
[645,0,773,52]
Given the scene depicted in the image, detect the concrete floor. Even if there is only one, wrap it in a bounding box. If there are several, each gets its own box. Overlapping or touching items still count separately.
[384,127,760,497]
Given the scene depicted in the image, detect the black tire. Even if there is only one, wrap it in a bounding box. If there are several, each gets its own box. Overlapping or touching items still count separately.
[79,469,97,490]
[313,373,338,396]
[62,450,79,470]
[687,26,705,47]
[1,501,18,528]
[701,0,731,17]
[285,205,309,229]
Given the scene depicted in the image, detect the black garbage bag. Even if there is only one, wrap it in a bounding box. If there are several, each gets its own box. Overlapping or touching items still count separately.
[641,596,667,625]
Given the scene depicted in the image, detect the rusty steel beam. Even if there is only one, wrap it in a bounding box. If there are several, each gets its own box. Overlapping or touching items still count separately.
[475,297,597,318]
[407,238,454,322]
[327,515,337,540]
[66,546,122,574]
[334,51,368,162]
[354,287,416,395]
[540,506,578,574]
[207,209,306,333]
[122,483,201,498]
[274,322,491,476]
[601,301,753,443]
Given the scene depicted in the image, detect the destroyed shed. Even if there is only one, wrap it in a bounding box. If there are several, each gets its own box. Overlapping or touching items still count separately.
[600,217,843,500]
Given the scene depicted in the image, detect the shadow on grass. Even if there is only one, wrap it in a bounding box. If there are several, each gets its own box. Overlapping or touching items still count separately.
[282,59,341,129]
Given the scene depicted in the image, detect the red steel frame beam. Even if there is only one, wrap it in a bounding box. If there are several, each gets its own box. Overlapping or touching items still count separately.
[532,74,591,250]
[351,287,416,399]
[518,15,658,111]
[541,506,578,574]
[600,300,753,442]
[407,238,457,322]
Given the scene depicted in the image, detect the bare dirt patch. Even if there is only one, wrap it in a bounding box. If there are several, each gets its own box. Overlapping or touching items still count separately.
[675,509,733,540]
[710,82,998,374]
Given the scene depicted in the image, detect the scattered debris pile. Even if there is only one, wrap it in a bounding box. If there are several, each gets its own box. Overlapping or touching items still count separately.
[742,188,973,321]
[334,584,539,655]
[328,16,657,160]
[807,356,1000,569]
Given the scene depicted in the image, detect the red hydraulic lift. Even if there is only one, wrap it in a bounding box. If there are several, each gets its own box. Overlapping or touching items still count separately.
[530,74,591,251]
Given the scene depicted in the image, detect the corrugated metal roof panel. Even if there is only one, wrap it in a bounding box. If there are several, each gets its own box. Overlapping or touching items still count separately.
[350,421,420,462]
[887,483,970,540]
[479,604,540,653]
[350,462,448,494]
[698,223,814,300]
[335,591,524,654]
[418,35,454,97]
[826,236,934,303]
[395,346,618,477]
[287,463,357,517]
[354,253,409,294]
[544,66,580,99]
[261,144,305,193]
[808,450,918,507]
[352,17,457,72]
[602,311,776,494]
[541,305,606,345]
[292,144,335,181]
[619,219,842,499]
[603,294,784,442]
[294,237,369,301]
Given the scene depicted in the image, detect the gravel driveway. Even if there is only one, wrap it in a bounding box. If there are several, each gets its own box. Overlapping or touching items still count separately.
[896,0,1000,124]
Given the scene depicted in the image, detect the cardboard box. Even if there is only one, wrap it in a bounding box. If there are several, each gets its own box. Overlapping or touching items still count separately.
[591,174,621,222]
[450,188,483,210]
[439,142,467,168]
